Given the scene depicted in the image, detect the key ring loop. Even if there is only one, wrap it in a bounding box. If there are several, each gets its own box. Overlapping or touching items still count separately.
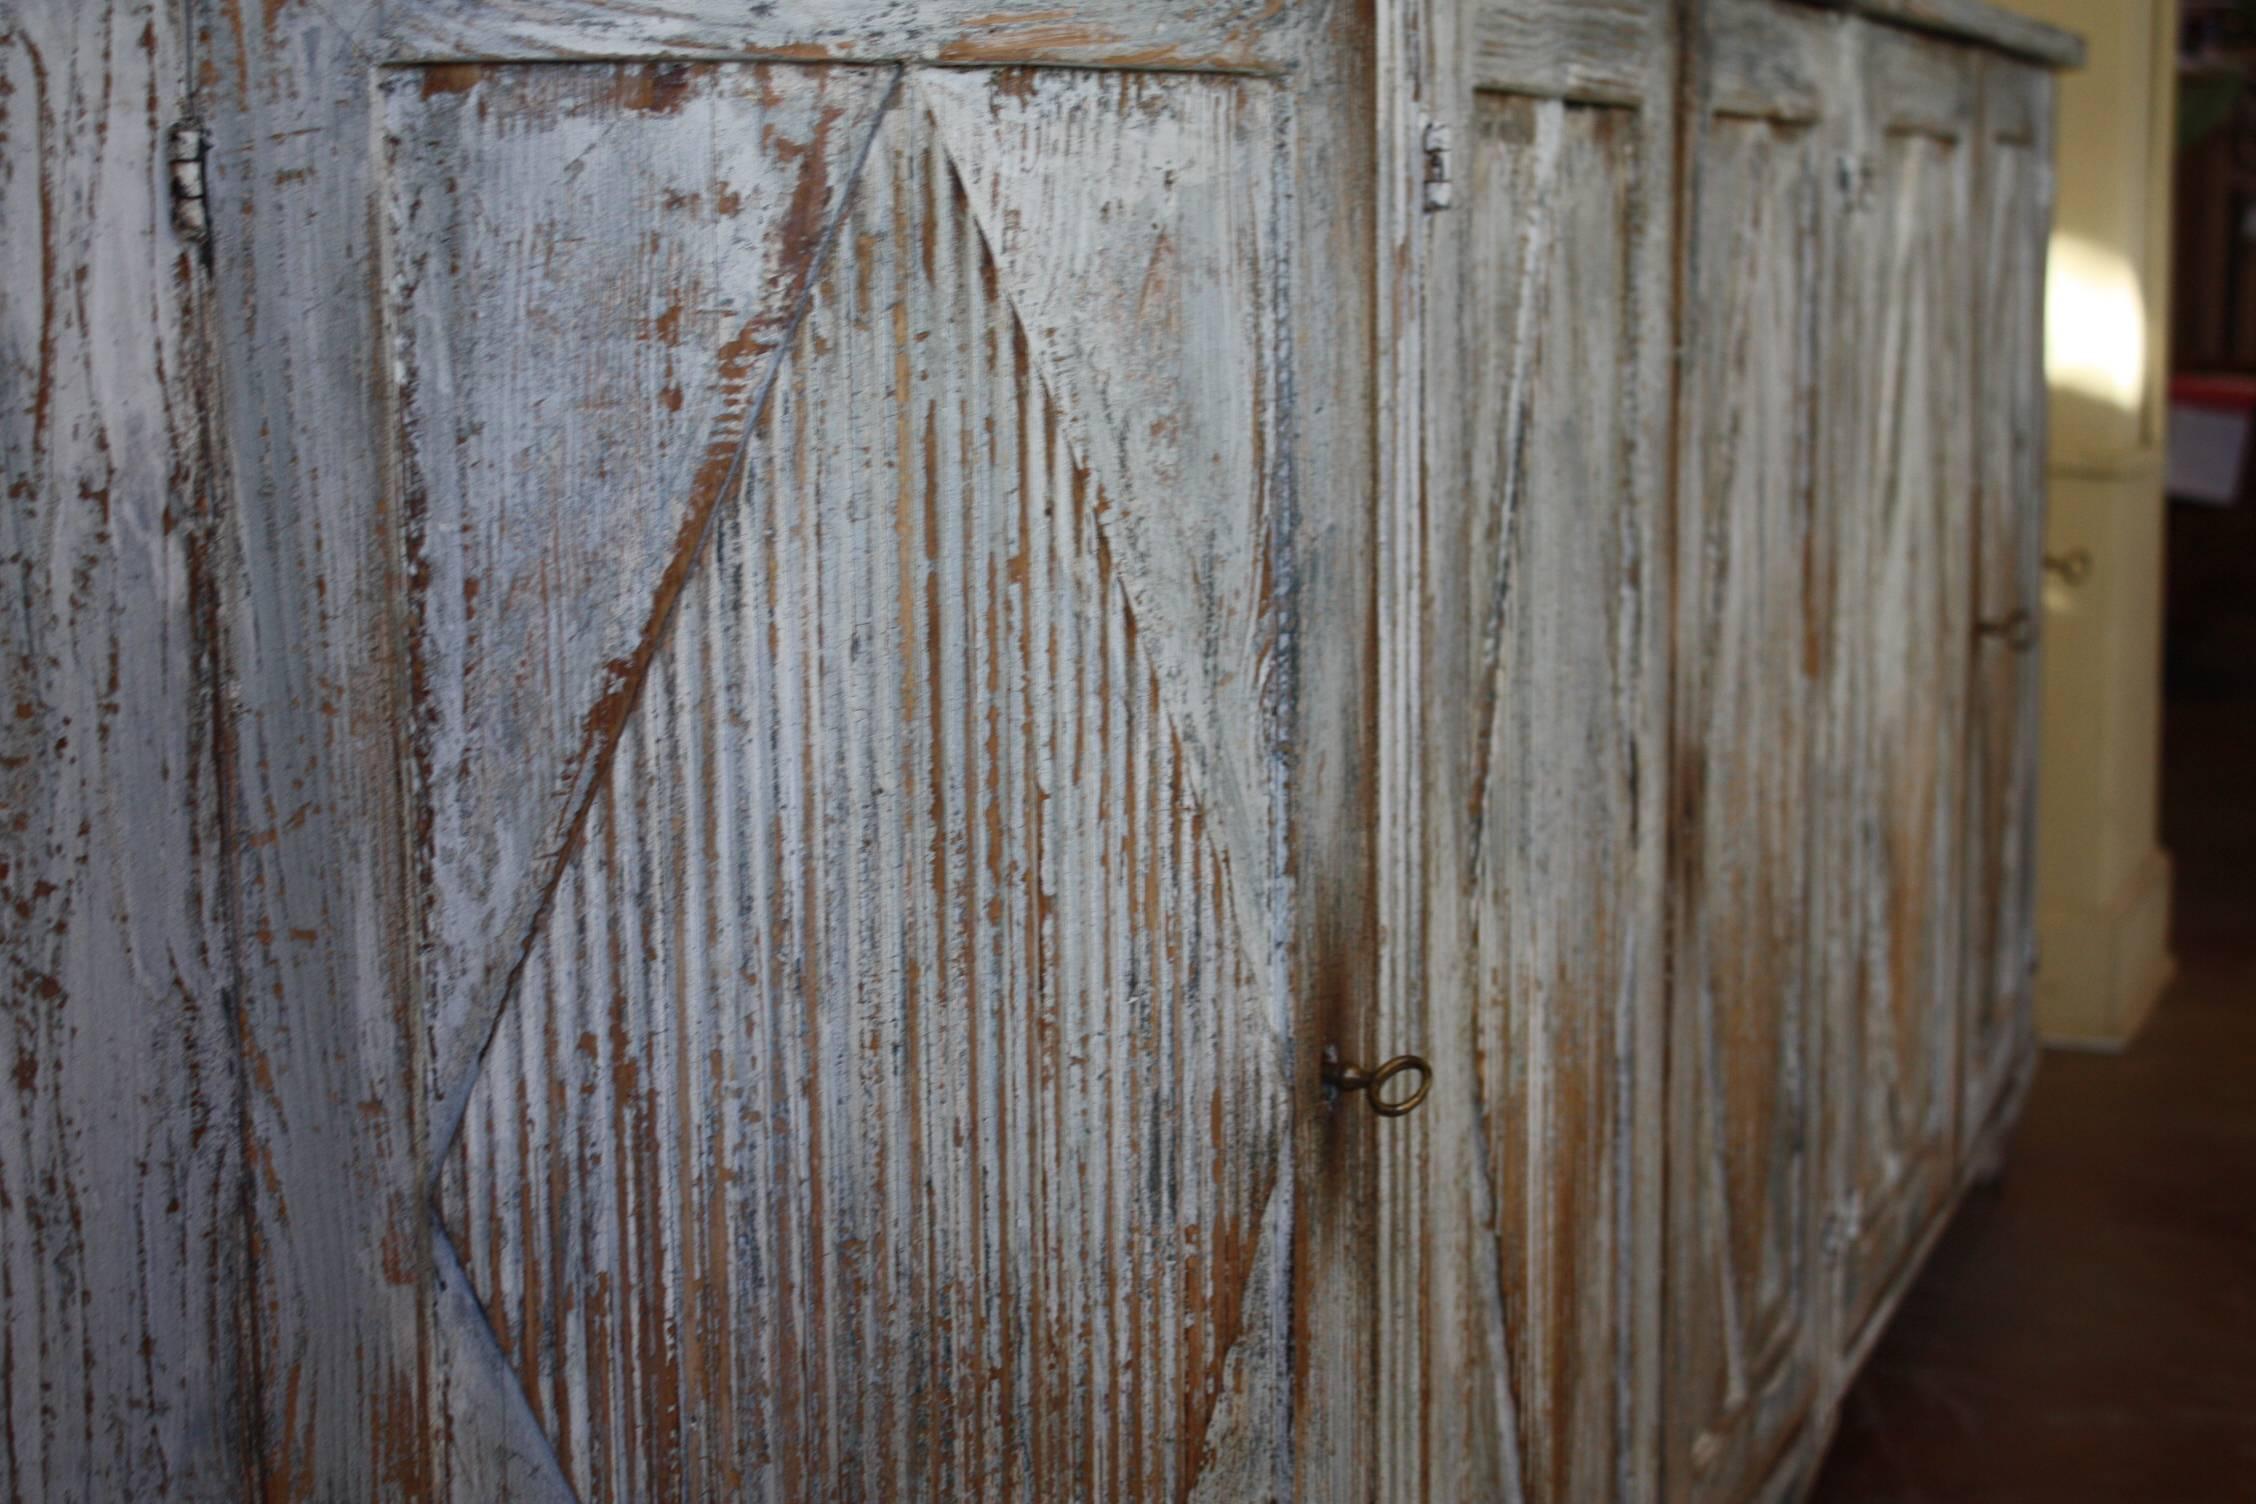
[1323,1052,1433,1118]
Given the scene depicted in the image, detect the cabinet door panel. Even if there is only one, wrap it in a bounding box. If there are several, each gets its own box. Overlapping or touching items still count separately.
[1827,25,1978,1357]
[417,66,1291,1504]
[1391,4,1672,1499]
[202,2,1377,1495]
[1962,59,2052,1142]
[1666,5,1834,1498]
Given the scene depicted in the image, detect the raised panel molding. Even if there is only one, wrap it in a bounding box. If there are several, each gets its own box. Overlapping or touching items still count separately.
[422,66,1293,1501]
[199,0,1385,1487]
[1451,89,1652,1504]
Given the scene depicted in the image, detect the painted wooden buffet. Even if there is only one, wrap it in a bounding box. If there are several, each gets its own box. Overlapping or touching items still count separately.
[0,0,2075,1498]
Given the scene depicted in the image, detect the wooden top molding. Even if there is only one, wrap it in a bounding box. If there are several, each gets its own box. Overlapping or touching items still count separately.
[1841,0,2086,69]
[384,0,1317,72]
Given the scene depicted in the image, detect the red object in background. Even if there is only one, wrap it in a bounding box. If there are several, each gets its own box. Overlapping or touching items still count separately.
[2168,372,2256,506]
[2170,371,2256,410]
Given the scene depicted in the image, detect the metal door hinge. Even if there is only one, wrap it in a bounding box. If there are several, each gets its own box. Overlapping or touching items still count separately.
[1422,121,1455,212]
[168,120,209,249]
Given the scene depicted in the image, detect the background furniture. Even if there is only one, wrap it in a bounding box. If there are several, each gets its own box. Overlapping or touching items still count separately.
[2003,0,2180,1049]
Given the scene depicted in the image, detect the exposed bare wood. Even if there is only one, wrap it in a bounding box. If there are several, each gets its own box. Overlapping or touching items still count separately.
[431,66,1295,1502]
[1274,2,1387,1496]
[381,55,898,1188]
[0,4,243,1499]
[198,0,562,1492]
[1373,0,1436,1496]
[1468,0,1661,104]
[198,0,1378,1495]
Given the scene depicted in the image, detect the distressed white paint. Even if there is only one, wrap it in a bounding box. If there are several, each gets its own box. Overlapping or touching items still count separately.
[1396,5,2062,1503]
[431,66,1293,1503]
[381,57,900,1173]
[1386,4,1673,1501]
[3,0,2066,1497]
[1827,23,1981,1367]
[196,0,1379,1497]
[1666,8,1834,1500]
[384,0,1319,72]
[0,5,241,1500]
[1961,56,2053,1149]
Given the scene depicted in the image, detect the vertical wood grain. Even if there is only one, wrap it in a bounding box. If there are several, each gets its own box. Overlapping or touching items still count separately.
[381,61,899,1157]
[3,0,2076,1495]
[201,0,1379,1487]
[1373,0,1435,1497]
[1662,6,1837,1499]
[0,4,243,1498]
[1959,57,2050,1146]
[1398,3,1673,1498]
[1825,22,1978,1363]
[431,68,1298,1502]
[198,2,570,1494]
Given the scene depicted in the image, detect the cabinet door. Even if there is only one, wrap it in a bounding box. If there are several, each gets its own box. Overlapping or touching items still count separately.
[1961,58,2054,1144]
[200,4,1380,1498]
[1385,3,1672,1499]
[1823,24,1979,1365]
[1664,4,1836,1499]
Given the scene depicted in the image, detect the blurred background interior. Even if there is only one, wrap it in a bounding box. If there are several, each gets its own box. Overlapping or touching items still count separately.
[1813,1,2256,1495]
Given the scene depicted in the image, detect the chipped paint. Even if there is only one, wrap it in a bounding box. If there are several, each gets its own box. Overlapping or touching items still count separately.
[0,6,244,1501]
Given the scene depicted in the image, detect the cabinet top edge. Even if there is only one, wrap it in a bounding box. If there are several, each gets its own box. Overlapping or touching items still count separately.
[1828,0,2086,70]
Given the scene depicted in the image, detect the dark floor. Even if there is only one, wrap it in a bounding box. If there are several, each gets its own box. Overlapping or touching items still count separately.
[1808,695,2256,1502]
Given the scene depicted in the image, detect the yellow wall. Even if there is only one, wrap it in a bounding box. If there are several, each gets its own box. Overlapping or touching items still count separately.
[1998,0,2178,1046]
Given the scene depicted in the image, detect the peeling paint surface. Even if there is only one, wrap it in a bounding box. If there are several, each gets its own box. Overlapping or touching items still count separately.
[0,5,243,1502]
[193,0,1380,1490]
[413,65,1295,1502]
[7,1,2059,1497]
[1664,8,1832,1500]
[1387,5,1674,1501]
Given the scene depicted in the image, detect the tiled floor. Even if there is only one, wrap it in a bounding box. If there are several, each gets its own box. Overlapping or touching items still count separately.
[1808,699,2256,1501]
